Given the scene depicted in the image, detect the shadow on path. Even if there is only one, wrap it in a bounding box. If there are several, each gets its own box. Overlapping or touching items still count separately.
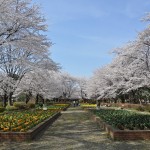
[0,107,150,150]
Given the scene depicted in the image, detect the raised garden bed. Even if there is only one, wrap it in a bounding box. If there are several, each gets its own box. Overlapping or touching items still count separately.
[90,109,150,140]
[0,110,61,142]
[0,103,70,141]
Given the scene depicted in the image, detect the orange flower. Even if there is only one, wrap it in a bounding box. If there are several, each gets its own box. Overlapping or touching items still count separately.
[12,128,17,131]
[18,119,23,123]
[3,128,9,132]
[24,122,29,125]
[16,126,22,130]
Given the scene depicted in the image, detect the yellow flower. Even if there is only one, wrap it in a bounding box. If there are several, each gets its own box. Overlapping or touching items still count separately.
[20,129,25,132]
[24,122,29,125]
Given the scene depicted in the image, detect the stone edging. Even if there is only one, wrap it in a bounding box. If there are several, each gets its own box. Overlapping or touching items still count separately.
[91,114,150,140]
[0,112,61,142]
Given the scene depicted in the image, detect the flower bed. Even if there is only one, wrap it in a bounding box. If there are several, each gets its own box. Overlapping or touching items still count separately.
[92,109,150,130]
[0,112,61,142]
[91,109,150,140]
[47,103,70,111]
[0,110,59,132]
[80,103,96,109]
[0,103,70,141]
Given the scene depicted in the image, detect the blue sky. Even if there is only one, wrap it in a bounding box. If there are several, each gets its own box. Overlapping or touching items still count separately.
[33,0,150,77]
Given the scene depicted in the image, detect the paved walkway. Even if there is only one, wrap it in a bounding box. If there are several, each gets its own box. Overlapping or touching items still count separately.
[0,107,150,150]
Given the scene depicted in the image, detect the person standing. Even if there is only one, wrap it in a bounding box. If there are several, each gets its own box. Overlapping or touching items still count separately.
[73,100,76,107]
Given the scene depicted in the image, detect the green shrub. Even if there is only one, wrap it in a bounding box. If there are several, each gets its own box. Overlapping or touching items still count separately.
[144,105,150,112]
[17,93,26,102]
[36,103,43,108]
[27,103,35,109]
[90,99,96,104]
[0,106,5,112]
[13,102,27,109]
[136,106,145,111]
[0,102,3,107]
[6,105,18,111]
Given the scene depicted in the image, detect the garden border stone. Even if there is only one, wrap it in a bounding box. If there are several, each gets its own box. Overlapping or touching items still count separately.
[0,112,61,142]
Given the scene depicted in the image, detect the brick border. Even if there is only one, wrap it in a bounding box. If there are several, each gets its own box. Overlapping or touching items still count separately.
[0,112,61,142]
[92,114,150,140]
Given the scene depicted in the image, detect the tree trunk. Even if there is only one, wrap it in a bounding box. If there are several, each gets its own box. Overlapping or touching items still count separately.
[96,100,100,109]
[25,91,32,104]
[114,98,117,103]
[36,94,39,104]
[42,97,44,104]
[8,92,13,106]
[3,93,8,107]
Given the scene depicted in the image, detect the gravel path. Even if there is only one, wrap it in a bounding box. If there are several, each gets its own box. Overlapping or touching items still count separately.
[0,107,150,150]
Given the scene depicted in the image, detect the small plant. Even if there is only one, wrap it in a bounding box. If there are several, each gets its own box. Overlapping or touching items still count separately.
[0,107,5,113]
[13,102,27,109]
[144,105,150,112]
[16,93,26,102]
[27,103,35,109]
[6,105,18,111]
[36,103,43,108]
[0,102,3,107]
[136,106,145,111]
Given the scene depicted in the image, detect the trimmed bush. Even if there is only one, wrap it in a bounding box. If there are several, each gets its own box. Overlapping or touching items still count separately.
[6,105,18,111]
[0,107,5,113]
[27,103,35,109]
[35,103,43,108]
[13,102,27,109]
[136,106,145,111]
[17,93,26,102]
[0,102,3,107]
[144,105,150,112]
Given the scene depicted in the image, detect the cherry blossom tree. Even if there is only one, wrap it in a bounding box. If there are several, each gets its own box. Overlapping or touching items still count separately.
[88,11,150,104]
[56,73,79,99]
[76,77,88,99]
[0,0,59,106]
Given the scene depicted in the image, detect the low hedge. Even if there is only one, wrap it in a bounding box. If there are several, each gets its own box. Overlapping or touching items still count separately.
[0,102,3,107]
[0,107,5,113]
[27,103,35,108]
[6,105,18,111]
[13,102,27,109]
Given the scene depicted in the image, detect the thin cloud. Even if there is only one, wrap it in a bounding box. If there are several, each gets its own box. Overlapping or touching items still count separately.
[119,0,150,19]
[45,0,109,23]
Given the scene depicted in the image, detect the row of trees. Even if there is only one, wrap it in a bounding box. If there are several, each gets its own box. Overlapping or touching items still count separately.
[87,13,150,104]
[3,0,150,105]
[0,0,89,107]
[0,0,59,106]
